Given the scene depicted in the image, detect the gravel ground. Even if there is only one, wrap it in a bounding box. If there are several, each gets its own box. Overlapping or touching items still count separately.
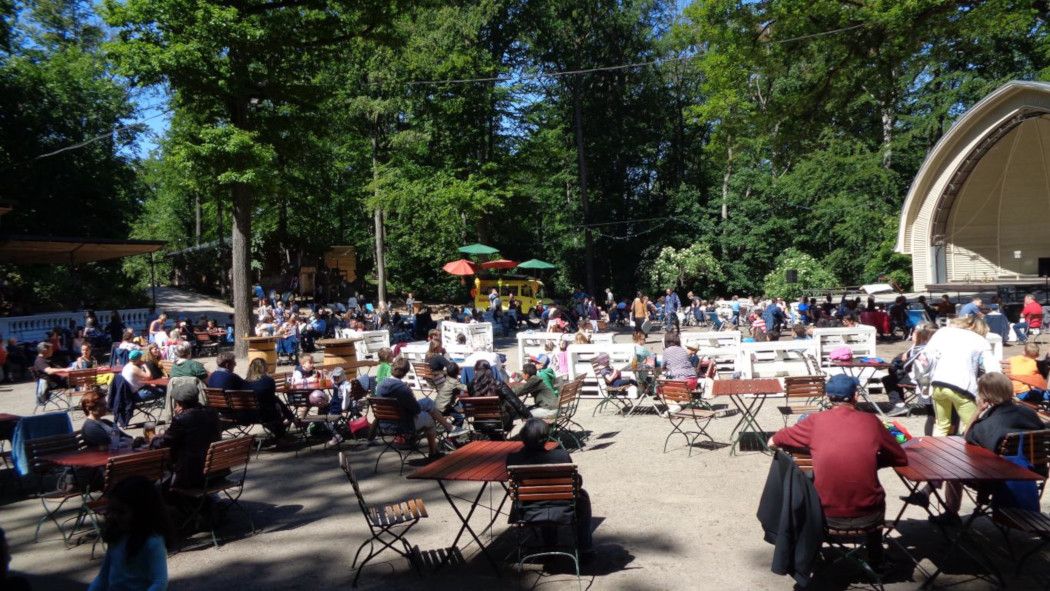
[2,328,1047,591]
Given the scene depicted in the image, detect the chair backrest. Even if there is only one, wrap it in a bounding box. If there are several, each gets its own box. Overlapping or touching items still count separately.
[349,378,369,401]
[787,449,814,474]
[160,360,174,376]
[462,396,504,422]
[589,361,613,396]
[657,380,693,405]
[507,463,578,504]
[203,436,252,478]
[203,388,228,409]
[224,390,260,411]
[194,331,214,344]
[284,389,311,409]
[784,376,825,399]
[997,429,1050,472]
[557,378,582,409]
[411,362,435,391]
[369,396,406,422]
[103,448,170,492]
[25,432,84,475]
[68,368,99,389]
[13,412,75,476]
[272,372,289,392]
[338,451,371,516]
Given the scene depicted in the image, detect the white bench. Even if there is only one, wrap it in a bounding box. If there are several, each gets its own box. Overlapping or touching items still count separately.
[441,321,493,351]
[736,340,819,379]
[566,343,636,398]
[683,331,741,377]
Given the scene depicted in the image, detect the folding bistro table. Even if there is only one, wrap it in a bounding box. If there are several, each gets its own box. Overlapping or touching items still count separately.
[408,440,556,574]
[891,436,1046,587]
[710,378,782,455]
[831,360,891,418]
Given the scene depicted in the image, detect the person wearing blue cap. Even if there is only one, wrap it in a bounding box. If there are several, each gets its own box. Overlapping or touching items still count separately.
[120,349,164,401]
[770,373,908,568]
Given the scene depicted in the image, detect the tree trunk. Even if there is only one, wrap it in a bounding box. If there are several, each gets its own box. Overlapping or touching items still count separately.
[372,133,387,304]
[572,84,595,297]
[721,144,733,220]
[194,194,201,245]
[229,99,252,358]
[881,107,895,169]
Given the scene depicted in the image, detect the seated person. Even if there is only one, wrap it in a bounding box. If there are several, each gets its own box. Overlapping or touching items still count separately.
[432,362,466,427]
[1012,294,1043,344]
[506,419,594,559]
[661,332,698,390]
[532,354,557,393]
[142,344,165,379]
[769,374,907,568]
[632,332,654,366]
[467,360,530,431]
[121,351,165,402]
[592,353,637,391]
[244,358,295,440]
[80,389,137,448]
[1005,342,1045,396]
[374,347,393,384]
[376,358,463,458]
[168,343,208,381]
[937,372,1047,517]
[33,342,68,389]
[70,343,96,370]
[513,363,558,418]
[207,351,246,391]
[150,385,221,491]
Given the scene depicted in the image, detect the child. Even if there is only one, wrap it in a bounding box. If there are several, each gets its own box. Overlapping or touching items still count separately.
[1005,342,1045,396]
[89,475,171,591]
[374,347,393,383]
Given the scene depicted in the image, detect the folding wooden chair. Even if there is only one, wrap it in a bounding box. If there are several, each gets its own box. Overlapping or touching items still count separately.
[461,396,507,441]
[66,368,99,415]
[25,432,85,542]
[171,436,255,548]
[84,448,170,556]
[193,331,219,357]
[32,370,71,414]
[339,452,427,587]
[776,376,828,426]
[410,362,436,398]
[368,397,425,475]
[991,429,1050,576]
[656,380,718,456]
[506,463,582,590]
[590,361,631,417]
[160,360,174,377]
[546,378,586,449]
[282,388,336,454]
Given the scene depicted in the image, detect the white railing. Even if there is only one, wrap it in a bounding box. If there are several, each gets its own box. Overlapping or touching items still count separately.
[0,308,152,343]
[515,331,613,371]
[683,331,741,377]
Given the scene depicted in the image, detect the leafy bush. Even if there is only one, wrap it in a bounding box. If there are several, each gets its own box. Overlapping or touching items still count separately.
[762,249,838,300]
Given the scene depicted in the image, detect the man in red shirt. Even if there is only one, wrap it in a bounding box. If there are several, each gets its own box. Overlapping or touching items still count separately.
[1012,294,1043,344]
[770,374,908,566]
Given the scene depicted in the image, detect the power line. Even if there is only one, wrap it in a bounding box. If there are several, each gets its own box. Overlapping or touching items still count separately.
[30,108,173,161]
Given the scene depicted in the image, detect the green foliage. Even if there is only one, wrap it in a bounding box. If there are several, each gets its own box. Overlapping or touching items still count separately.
[647,242,723,294]
[762,249,839,300]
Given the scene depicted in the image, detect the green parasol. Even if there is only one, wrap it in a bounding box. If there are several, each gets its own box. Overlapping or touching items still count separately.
[516,258,556,270]
[458,243,499,256]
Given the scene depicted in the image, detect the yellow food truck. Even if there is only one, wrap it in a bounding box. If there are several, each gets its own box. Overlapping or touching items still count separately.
[471,276,547,311]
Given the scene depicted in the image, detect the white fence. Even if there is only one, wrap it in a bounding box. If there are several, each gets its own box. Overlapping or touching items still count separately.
[0,308,152,343]
[515,331,613,371]
[736,340,817,379]
[441,321,493,352]
[336,329,391,361]
[682,331,741,377]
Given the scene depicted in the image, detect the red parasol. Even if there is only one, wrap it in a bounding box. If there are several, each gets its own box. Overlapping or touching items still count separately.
[479,258,518,270]
[442,258,478,276]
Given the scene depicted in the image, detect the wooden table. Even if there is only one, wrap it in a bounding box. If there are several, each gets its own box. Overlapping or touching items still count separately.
[711,378,782,455]
[891,436,1046,588]
[40,448,138,469]
[52,366,121,379]
[831,360,891,418]
[408,440,556,573]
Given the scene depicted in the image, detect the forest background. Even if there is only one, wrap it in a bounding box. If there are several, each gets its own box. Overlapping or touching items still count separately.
[3,0,1048,334]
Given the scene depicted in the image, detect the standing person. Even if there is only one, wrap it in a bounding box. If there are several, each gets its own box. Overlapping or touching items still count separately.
[922,315,996,436]
[106,312,126,347]
[88,475,172,591]
[1012,294,1044,344]
[881,323,936,418]
[769,375,908,569]
[631,292,649,336]
[147,313,167,345]
[585,298,599,332]
[762,299,786,334]
[604,287,614,314]
[488,288,502,313]
[663,288,681,332]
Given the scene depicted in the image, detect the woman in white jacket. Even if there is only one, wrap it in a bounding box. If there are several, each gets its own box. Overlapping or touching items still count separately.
[922,315,996,436]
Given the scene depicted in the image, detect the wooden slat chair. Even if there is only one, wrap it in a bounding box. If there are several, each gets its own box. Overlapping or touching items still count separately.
[171,436,255,548]
[25,432,85,542]
[461,396,507,441]
[506,463,582,589]
[160,360,174,377]
[339,452,427,587]
[193,331,220,357]
[656,380,719,456]
[282,388,335,454]
[991,429,1050,575]
[368,397,426,475]
[219,390,268,457]
[777,376,828,426]
[66,368,100,416]
[84,448,170,555]
[410,362,436,398]
[784,450,885,587]
[590,360,631,417]
[546,378,586,450]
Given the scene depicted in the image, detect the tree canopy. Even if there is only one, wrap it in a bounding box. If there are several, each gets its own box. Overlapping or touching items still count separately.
[4,0,1050,318]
